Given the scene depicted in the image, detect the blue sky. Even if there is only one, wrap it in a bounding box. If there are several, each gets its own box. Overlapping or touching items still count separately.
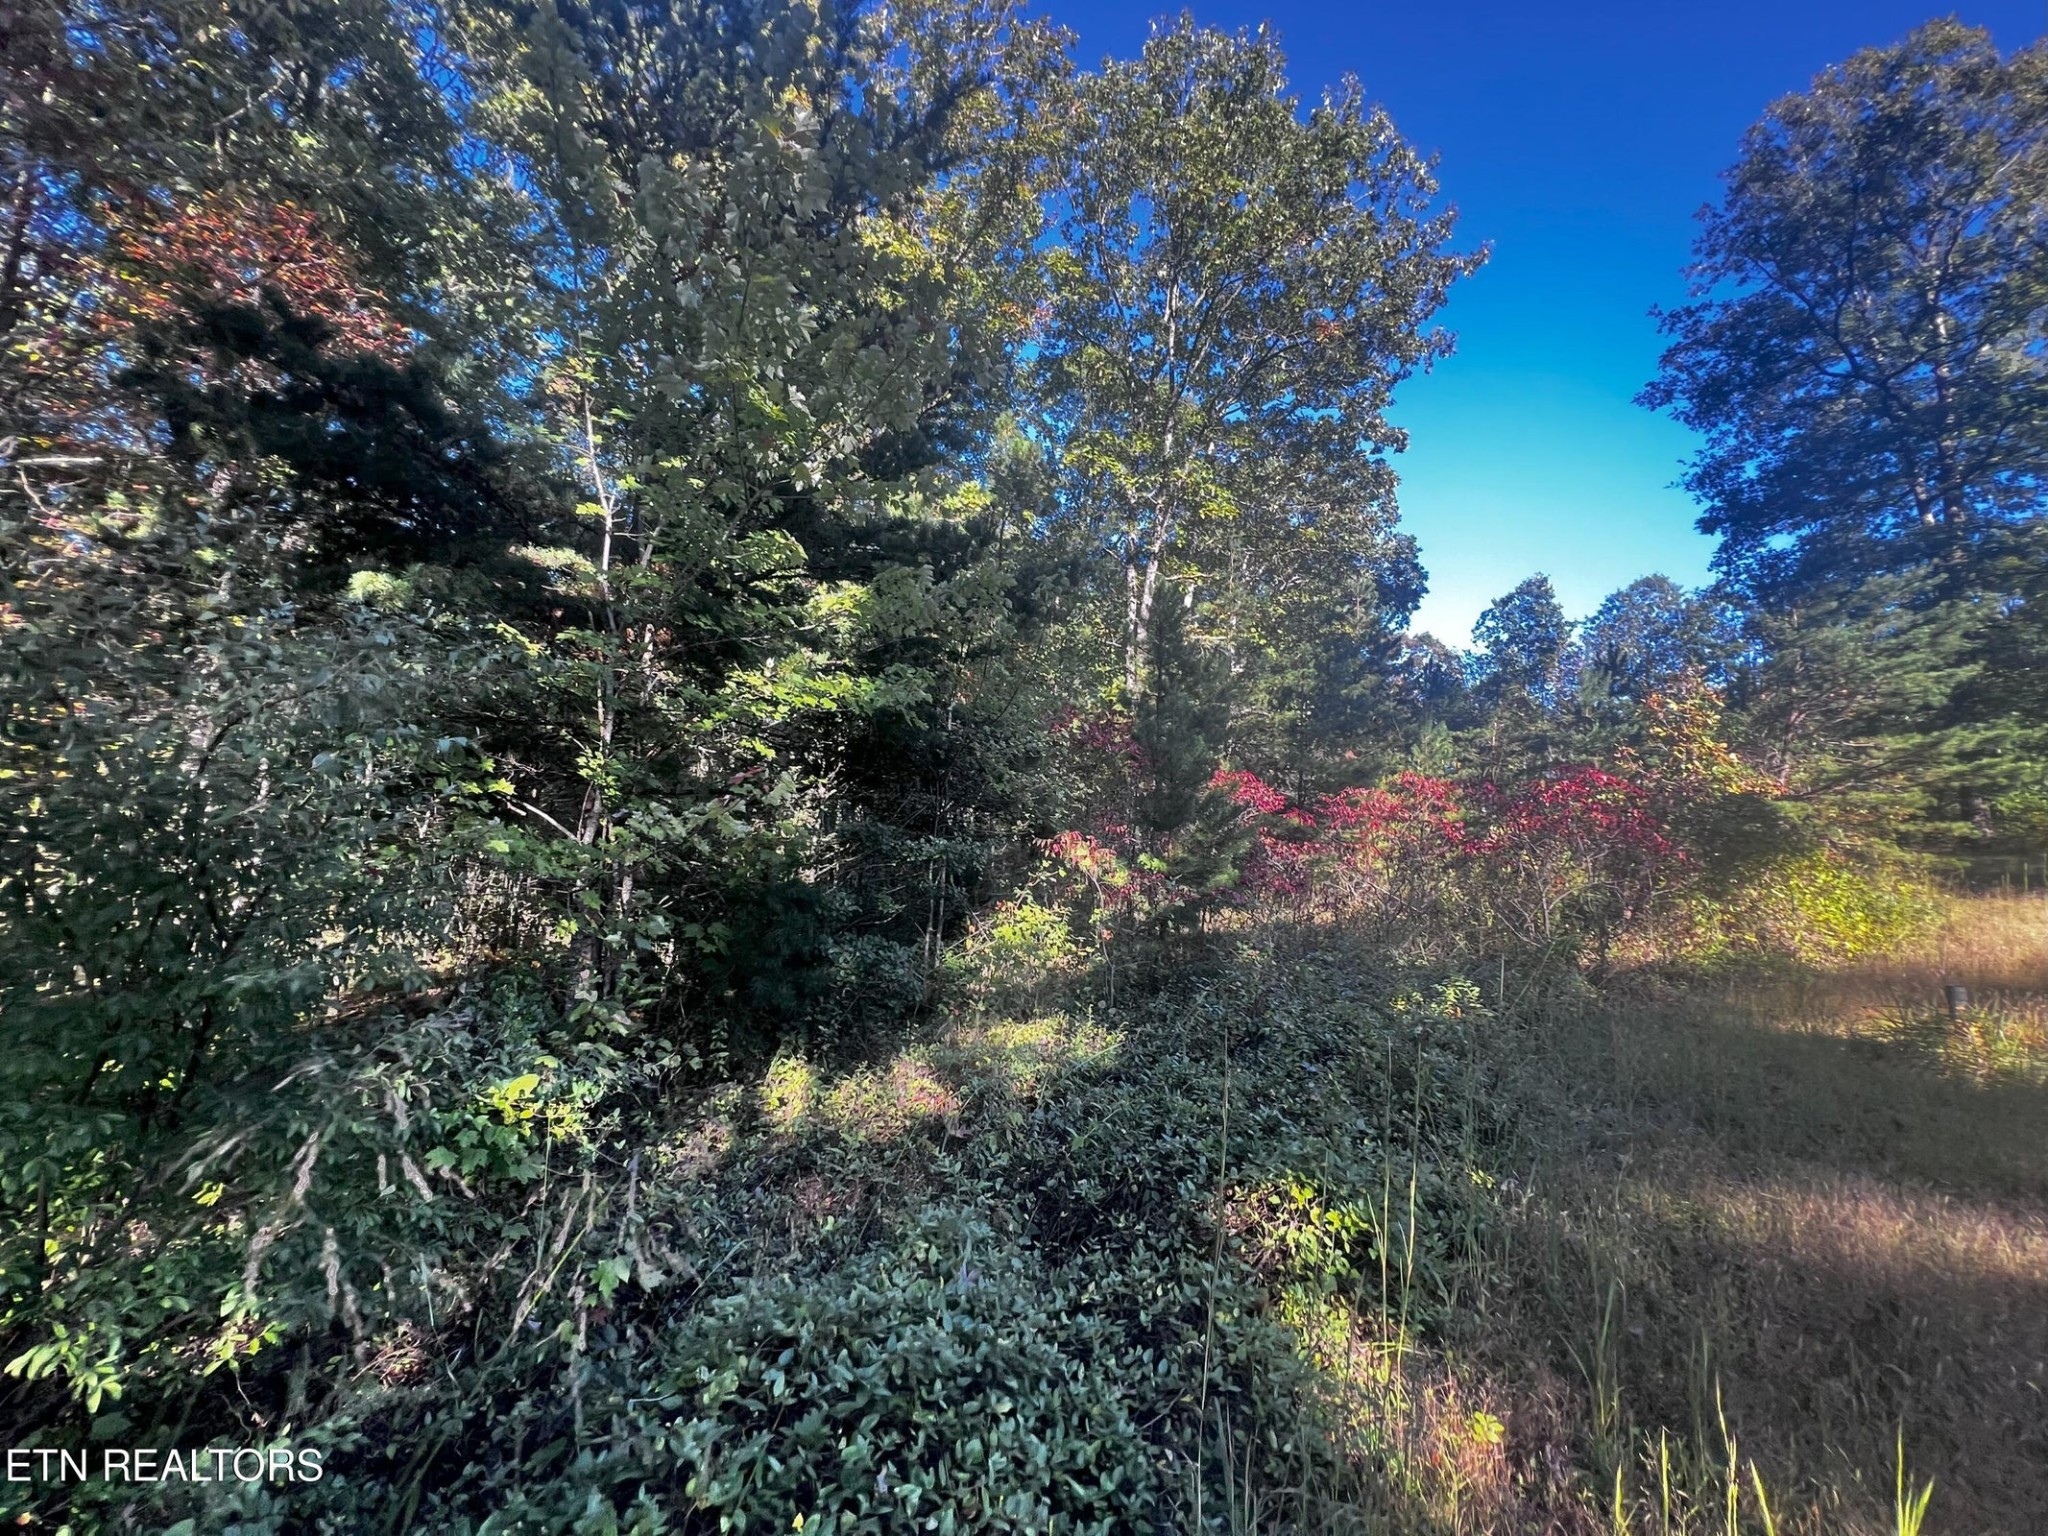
[1061,2,2046,642]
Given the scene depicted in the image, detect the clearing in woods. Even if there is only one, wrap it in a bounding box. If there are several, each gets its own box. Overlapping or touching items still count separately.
[1434,891,2048,1534]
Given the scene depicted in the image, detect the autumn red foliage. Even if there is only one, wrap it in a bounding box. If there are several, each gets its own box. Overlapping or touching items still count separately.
[96,192,411,363]
[1044,715,1678,953]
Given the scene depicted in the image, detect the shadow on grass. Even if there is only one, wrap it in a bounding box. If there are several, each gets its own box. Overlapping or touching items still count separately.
[639,920,2048,1533]
[1570,965,2048,1200]
[1493,970,2048,1533]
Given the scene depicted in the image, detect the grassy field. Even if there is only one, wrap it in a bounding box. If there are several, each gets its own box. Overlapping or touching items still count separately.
[849,894,2046,1532]
[1422,893,2048,1534]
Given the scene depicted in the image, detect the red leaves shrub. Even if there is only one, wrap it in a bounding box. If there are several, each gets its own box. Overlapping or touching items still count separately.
[1212,770,1291,816]
[1216,768,1453,907]
[1314,773,1469,861]
[1041,704,1678,955]
[1046,747,1678,953]
[1461,769,1674,948]
[1467,769,1674,862]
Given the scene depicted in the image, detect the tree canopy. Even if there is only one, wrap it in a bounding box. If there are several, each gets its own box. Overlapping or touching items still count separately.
[1642,19,2048,599]
[2,6,2044,1529]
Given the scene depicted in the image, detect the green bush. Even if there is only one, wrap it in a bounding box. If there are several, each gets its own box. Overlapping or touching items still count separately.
[644,1210,1160,1533]
[4,908,1507,1535]
[1671,848,1939,963]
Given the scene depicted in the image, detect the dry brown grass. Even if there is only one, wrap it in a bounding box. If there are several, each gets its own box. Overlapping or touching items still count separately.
[1699,893,2048,1090]
[1276,1295,1601,1536]
[1480,893,2048,1534]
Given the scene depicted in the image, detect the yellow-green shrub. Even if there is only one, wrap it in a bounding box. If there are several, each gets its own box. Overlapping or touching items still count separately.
[1671,848,1939,963]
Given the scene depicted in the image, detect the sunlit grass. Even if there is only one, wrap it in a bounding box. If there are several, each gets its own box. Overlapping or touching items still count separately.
[1477,892,2048,1534]
[930,1012,1121,1096]
[1169,892,2048,1532]
[1703,891,2048,1085]
[756,1011,1121,1147]
[760,1051,959,1142]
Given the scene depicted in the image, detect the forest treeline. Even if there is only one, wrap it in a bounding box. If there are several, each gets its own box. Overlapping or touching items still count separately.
[1,2,2044,1528]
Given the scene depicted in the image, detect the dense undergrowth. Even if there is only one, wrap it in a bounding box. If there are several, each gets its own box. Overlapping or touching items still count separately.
[14,886,2041,1533]
[1,905,1512,1531]
[6,4,2046,1532]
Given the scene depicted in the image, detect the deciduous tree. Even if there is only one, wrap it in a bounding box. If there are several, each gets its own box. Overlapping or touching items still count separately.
[1641,20,2048,597]
[1035,16,1477,705]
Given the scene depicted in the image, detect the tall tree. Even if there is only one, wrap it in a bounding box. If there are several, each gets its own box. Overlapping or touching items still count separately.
[1579,575,1737,705]
[0,0,1069,1444]
[462,0,1069,1031]
[1473,574,1571,707]
[1465,573,1575,776]
[1640,20,2048,598]
[1641,21,2048,846]
[1720,571,1985,829]
[1035,16,1477,704]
